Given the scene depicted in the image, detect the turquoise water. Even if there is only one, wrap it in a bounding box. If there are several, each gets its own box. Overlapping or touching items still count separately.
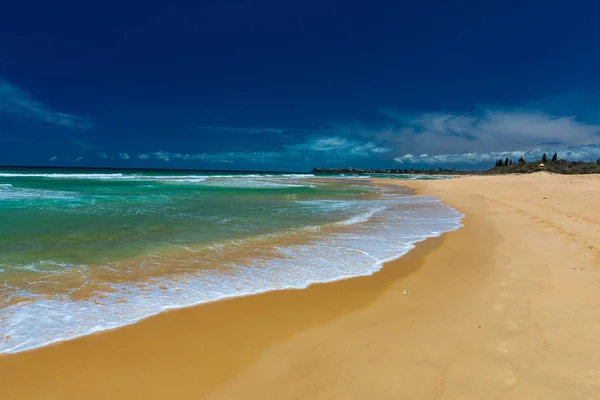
[0,168,462,353]
[0,170,367,268]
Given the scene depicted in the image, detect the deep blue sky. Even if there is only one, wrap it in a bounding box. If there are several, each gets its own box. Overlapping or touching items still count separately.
[2,0,600,170]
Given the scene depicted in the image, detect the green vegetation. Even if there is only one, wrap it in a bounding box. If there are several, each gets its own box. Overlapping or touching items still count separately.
[314,155,600,177]
[488,156,600,175]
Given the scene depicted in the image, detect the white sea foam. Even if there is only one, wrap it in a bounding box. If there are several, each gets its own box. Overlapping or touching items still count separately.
[0,173,126,178]
[334,207,384,226]
[281,174,314,177]
[155,177,208,184]
[0,172,314,189]
[0,194,462,354]
[0,172,281,180]
[0,186,76,200]
[199,179,311,188]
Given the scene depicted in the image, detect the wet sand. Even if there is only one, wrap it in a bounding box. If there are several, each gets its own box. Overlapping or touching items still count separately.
[2,173,600,399]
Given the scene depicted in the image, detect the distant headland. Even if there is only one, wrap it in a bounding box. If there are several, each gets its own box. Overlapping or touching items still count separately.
[311,157,600,175]
[312,153,600,176]
[311,167,469,176]
[487,153,600,174]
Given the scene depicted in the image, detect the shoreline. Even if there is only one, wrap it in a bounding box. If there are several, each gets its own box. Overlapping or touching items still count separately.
[1,216,459,399]
[0,180,460,355]
[0,229,457,356]
[3,174,600,399]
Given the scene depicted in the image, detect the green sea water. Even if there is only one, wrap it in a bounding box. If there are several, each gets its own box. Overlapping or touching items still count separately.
[0,168,462,353]
[0,169,370,269]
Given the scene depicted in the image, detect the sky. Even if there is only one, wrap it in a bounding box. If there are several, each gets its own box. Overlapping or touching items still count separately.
[2,0,600,171]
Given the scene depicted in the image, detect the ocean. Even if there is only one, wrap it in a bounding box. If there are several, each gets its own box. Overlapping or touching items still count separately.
[0,168,462,353]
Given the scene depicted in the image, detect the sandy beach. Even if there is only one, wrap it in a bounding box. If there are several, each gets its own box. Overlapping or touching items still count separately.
[2,173,600,399]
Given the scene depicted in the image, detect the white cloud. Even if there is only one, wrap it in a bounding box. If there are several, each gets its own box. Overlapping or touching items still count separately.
[153,151,183,161]
[96,152,108,159]
[371,146,394,153]
[119,153,130,160]
[0,77,93,129]
[287,136,354,152]
[135,150,290,164]
[134,151,186,162]
[185,151,284,163]
[286,136,392,157]
[75,156,83,162]
[350,142,393,156]
[49,156,57,161]
[380,108,600,156]
[395,145,600,166]
[132,135,392,166]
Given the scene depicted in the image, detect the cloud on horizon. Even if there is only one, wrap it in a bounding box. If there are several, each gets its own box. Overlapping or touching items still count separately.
[119,137,393,165]
[395,144,600,165]
[0,77,93,129]
[83,98,600,169]
[286,136,393,157]
[104,135,392,165]
[379,108,600,158]
[132,150,291,164]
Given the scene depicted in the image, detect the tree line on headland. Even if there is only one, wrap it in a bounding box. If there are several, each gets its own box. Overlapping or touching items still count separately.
[490,152,600,174]
[494,152,555,167]
[312,153,600,176]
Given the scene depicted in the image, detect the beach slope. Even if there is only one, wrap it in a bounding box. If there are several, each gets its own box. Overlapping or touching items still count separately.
[2,173,600,399]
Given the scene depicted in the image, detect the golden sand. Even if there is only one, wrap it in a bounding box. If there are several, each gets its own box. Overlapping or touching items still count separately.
[2,173,600,399]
